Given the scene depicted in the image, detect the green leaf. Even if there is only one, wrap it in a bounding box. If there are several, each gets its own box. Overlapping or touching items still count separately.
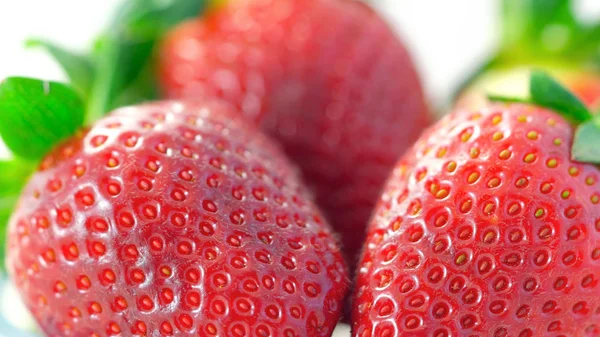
[116,0,208,38]
[86,36,155,123]
[25,39,95,95]
[501,0,578,58]
[84,0,208,123]
[487,94,532,105]
[0,159,35,271]
[0,77,85,160]
[0,208,9,270]
[112,61,159,108]
[572,120,600,163]
[0,159,33,194]
[529,70,592,123]
[27,0,209,124]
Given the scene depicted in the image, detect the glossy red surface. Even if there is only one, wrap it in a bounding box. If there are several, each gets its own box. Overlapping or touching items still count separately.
[7,101,349,337]
[354,104,600,336]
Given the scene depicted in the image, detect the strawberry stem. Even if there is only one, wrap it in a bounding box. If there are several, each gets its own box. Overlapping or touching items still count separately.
[0,158,39,270]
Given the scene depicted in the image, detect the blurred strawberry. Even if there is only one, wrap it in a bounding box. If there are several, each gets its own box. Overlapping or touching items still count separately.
[1,78,349,337]
[158,0,431,267]
[456,0,600,110]
[354,72,600,336]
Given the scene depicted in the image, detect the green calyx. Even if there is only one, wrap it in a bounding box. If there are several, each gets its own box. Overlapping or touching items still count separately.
[455,0,600,100]
[0,0,212,270]
[27,0,210,124]
[0,0,212,165]
[0,77,86,271]
[0,159,35,270]
[0,78,86,160]
[488,70,600,163]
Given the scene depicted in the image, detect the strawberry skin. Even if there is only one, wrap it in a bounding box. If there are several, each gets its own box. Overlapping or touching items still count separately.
[7,101,349,337]
[158,0,431,266]
[353,104,600,336]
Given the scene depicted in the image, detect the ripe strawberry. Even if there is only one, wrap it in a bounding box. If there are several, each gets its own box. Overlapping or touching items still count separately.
[353,73,600,336]
[456,0,600,110]
[158,0,431,266]
[5,96,349,336]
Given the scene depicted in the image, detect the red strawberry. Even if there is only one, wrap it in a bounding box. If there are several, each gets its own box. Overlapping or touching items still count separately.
[158,0,431,267]
[353,73,600,336]
[6,99,349,336]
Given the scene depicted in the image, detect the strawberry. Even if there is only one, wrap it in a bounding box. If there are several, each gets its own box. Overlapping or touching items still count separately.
[158,0,431,266]
[0,0,218,276]
[456,0,600,110]
[353,72,600,336]
[0,78,348,337]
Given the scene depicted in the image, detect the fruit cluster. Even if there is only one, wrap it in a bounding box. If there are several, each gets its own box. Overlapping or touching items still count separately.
[2,0,600,336]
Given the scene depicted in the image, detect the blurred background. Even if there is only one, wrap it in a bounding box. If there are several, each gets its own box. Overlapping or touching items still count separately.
[0,1,500,110]
[0,0,599,336]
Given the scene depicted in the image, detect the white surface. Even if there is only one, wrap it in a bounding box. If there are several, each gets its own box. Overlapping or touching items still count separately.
[0,281,35,332]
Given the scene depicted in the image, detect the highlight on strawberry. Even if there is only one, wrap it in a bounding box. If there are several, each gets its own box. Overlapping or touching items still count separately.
[456,0,600,109]
[353,71,600,336]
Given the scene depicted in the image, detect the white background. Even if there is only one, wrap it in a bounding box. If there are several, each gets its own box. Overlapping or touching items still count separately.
[0,0,598,336]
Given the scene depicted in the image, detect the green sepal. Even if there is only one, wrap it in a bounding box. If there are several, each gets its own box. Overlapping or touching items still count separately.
[25,39,95,96]
[99,0,208,109]
[529,70,591,123]
[0,159,36,270]
[85,35,156,123]
[488,70,592,123]
[487,71,600,164]
[31,0,209,125]
[0,77,85,160]
[485,95,531,105]
[572,120,600,163]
